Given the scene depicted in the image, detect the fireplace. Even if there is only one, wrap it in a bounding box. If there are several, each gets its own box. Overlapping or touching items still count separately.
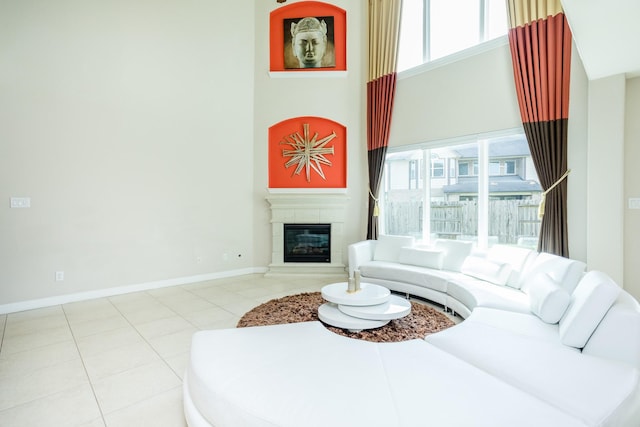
[266,193,348,276]
[284,224,331,263]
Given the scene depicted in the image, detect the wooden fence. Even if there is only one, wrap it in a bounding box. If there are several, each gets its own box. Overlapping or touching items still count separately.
[383,200,541,245]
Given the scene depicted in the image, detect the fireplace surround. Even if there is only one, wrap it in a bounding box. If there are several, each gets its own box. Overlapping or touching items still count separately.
[266,193,348,275]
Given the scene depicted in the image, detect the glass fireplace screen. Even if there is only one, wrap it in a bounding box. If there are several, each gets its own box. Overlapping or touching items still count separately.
[283,224,331,263]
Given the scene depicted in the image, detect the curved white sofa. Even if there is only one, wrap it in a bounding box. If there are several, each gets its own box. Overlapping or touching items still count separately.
[184,236,640,427]
[348,235,588,319]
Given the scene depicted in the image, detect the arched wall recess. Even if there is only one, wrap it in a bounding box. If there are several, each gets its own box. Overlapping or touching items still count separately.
[268,116,347,189]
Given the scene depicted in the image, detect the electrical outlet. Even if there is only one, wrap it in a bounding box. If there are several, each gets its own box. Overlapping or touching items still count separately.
[10,197,31,208]
[196,256,203,264]
[55,271,64,281]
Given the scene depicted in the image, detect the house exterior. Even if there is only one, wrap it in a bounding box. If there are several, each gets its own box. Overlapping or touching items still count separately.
[384,136,541,201]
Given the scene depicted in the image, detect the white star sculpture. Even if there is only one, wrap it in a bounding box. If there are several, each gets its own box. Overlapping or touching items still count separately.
[281,123,336,182]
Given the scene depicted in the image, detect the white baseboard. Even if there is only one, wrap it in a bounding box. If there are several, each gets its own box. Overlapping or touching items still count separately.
[0,267,269,315]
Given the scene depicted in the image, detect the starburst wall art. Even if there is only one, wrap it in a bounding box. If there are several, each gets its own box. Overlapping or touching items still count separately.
[268,117,346,189]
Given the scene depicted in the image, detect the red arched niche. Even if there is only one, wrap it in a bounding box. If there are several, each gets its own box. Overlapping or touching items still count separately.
[269,116,347,189]
[270,1,347,72]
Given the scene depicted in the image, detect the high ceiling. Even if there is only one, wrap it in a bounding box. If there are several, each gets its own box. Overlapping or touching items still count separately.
[562,0,640,80]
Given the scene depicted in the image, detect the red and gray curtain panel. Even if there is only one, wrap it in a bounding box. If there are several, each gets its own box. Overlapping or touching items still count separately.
[506,0,573,257]
[366,0,402,240]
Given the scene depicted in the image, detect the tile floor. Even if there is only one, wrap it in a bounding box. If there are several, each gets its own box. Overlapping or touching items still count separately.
[0,274,457,427]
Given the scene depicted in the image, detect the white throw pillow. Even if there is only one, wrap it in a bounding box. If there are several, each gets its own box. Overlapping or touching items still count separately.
[559,271,621,348]
[486,244,536,289]
[398,247,444,269]
[373,235,415,263]
[528,272,571,324]
[460,255,512,286]
[434,239,473,272]
[519,252,586,294]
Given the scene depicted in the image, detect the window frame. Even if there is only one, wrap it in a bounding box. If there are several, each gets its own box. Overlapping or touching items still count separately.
[504,159,516,175]
[425,0,484,62]
[379,128,540,249]
[398,0,509,75]
[431,159,445,178]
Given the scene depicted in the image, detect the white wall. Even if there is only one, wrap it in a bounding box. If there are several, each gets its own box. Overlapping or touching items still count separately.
[624,77,640,300]
[252,0,368,268]
[586,75,626,285]
[0,0,256,306]
[566,48,589,262]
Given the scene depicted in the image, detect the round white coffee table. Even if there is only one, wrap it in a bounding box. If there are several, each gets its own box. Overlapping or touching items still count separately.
[321,282,390,306]
[339,295,411,320]
[318,282,411,332]
[318,304,389,331]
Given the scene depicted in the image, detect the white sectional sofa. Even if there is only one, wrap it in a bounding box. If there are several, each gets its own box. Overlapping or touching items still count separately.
[184,235,640,427]
[348,235,588,319]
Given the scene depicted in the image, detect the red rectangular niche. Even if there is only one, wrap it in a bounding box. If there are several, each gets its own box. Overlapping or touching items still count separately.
[270,1,346,72]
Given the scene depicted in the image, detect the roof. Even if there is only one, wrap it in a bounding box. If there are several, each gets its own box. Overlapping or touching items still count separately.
[442,176,542,194]
[454,136,530,159]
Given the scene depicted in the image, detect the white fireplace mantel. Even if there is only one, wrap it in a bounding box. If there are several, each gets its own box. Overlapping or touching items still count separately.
[266,193,349,276]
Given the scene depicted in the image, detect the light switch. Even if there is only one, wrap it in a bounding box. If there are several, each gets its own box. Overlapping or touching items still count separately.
[629,198,640,210]
[10,197,31,208]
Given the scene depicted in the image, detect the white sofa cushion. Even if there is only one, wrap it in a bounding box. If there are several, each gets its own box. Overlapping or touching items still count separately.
[519,252,586,294]
[528,273,571,324]
[426,319,640,427]
[373,235,415,263]
[359,261,453,293]
[187,322,406,427]
[447,275,530,314]
[559,271,621,348]
[464,307,564,345]
[434,239,473,272]
[398,247,444,270]
[379,341,588,427]
[460,255,512,286]
[486,244,536,288]
[582,292,640,369]
[187,321,592,427]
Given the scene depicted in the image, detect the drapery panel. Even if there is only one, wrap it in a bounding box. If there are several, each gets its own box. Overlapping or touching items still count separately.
[366,0,402,240]
[506,0,572,257]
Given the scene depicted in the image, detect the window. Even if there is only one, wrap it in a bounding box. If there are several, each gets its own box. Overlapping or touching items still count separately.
[505,160,516,175]
[409,160,420,189]
[409,160,417,180]
[429,0,480,61]
[380,131,542,248]
[458,161,478,176]
[431,160,444,177]
[398,0,508,72]
[489,159,518,175]
[489,161,501,176]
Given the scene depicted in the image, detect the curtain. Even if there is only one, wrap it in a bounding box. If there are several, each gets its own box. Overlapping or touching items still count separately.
[506,0,572,257]
[366,0,402,240]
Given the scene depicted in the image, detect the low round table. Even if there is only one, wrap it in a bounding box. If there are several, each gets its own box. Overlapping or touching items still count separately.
[318,282,411,332]
[321,282,390,306]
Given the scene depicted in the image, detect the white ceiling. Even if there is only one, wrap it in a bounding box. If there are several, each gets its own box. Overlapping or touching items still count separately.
[562,0,640,80]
